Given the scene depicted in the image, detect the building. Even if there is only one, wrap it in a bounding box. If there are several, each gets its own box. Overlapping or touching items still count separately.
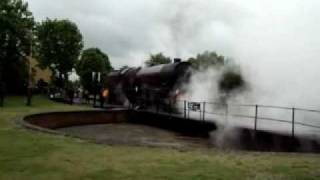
[29,57,52,85]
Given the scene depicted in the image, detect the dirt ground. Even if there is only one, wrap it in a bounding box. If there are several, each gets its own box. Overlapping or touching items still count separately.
[57,123,210,149]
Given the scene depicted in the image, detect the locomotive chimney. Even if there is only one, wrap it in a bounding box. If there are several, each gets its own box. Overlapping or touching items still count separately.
[174,58,181,63]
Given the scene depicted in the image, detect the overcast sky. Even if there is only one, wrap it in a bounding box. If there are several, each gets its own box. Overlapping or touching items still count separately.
[26,0,320,67]
[25,0,253,68]
[27,0,320,107]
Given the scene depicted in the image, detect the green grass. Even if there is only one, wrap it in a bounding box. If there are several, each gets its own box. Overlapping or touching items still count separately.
[0,96,320,180]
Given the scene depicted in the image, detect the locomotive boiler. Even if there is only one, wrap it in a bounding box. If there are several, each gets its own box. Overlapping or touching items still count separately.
[104,59,191,110]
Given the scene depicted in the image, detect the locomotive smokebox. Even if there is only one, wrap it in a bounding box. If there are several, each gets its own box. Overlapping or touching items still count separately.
[174,58,181,63]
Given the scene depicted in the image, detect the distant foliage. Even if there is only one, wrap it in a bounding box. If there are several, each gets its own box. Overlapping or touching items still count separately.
[188,51,245,95]
[76,48,113,92]
[36,19,83,83]
[0,0,35,93]
[145,53,171,67]
[188,51,225,70]
[219,69,245,94]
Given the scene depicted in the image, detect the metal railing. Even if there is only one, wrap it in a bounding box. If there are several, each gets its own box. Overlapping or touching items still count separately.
[129,98,320,138]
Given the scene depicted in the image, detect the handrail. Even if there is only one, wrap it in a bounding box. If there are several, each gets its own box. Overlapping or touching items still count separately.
[294,121,320,129]
[257,117,291,124]
[129,98,320,137]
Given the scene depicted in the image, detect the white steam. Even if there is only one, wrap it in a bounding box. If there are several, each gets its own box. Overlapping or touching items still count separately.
[168,0,320,137]
[28,0,320,136]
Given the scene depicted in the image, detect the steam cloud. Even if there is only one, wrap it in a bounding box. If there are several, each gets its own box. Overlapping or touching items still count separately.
[28,0,320,135]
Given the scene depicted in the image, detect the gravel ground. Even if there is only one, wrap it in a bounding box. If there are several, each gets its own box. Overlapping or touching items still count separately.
[58,123,209,149]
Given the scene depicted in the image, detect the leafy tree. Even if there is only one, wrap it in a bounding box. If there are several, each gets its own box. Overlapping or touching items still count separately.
[0,0,34,94]
[145,53,171,67]
[219,70,245,94]
[217,66,246,104]
[76,48,112,92]
[36,19,83,87]
[188,51,245,98]
[188,51,225,70]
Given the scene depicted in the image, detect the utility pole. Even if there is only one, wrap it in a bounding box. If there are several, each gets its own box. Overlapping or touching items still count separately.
[92,72,97,107]
[0,60,4,107]
[26,30,33,106]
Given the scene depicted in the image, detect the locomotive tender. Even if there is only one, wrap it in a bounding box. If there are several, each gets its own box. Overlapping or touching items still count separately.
[105,59,191,110]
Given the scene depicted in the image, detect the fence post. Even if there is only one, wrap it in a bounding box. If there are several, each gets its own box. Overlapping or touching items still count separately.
[254,105,258,132]
[156,99,159,114]
[184,100,187,119]
[93,93,96,107]
[203,102,206,122]
[169,99,172,117]
[292,107,295,139]
[199,107,202,122]
[225,104,228,126]
[187,102,190,120]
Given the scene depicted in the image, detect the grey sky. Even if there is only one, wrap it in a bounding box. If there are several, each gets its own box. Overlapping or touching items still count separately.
[26,0,247,67]
[27,0,320,107]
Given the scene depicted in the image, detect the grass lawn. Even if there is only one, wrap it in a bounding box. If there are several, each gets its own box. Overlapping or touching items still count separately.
[0,96,320,180]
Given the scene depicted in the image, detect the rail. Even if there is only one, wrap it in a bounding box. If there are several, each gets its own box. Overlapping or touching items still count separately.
[128,98,320,138]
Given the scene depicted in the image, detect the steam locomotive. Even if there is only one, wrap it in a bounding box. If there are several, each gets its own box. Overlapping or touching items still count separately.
[105,59,191,110]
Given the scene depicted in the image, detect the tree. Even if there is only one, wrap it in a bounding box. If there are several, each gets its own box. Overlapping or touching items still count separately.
[36,19,83,87]
[145,53,171,67]
[188,51,245,99]
[188,51,225,70]
[76,48,112,92]
[0,0,34,95]
[219,70,245,94]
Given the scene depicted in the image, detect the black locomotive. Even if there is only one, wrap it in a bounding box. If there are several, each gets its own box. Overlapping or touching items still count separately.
[104,59,192,110]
